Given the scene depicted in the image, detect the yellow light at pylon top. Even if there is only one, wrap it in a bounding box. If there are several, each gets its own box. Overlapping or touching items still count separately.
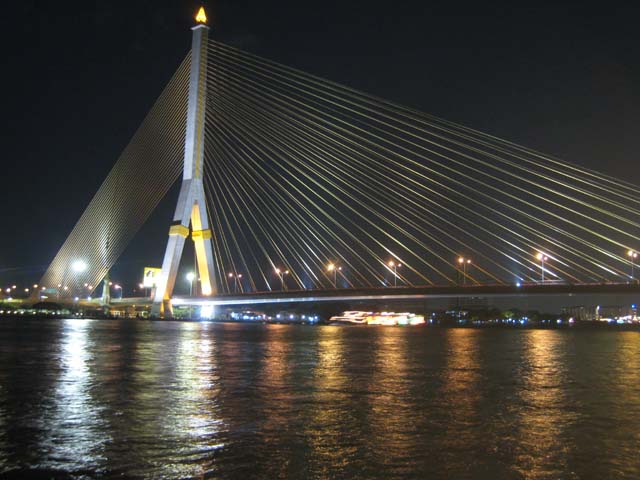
[195,6,208,24]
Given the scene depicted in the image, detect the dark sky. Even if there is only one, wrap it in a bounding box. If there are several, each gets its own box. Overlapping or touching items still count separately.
[1,1,639,288]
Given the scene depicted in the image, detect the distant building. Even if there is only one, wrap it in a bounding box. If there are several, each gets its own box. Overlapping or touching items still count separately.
[562,304,638,322]
[561,305,593,321]
[448,297,489,310]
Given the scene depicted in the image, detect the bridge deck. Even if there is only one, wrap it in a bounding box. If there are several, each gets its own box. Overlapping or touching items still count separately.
[148,282,640,307]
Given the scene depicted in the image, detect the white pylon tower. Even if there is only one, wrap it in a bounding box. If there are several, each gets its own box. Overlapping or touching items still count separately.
[152,6,216,317]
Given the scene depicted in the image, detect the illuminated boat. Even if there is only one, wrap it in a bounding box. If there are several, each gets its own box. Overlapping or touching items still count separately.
[329,311,425,326]
[328,311,371,324]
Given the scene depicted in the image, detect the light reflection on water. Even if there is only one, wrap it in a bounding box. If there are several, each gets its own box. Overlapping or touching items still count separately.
[514,330,573,478]
[44,319,109,472]
[0,319,639,479]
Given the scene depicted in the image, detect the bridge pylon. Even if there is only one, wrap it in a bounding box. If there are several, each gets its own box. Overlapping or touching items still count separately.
[152,7,216,317]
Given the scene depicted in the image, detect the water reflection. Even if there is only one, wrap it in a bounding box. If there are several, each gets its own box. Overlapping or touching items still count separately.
[259,325,293,390]
[44,319,108,472]
[305,326,355,477]
[442,329,481,421]
[514,330,572,478]
[366,329,417,476]
[605,333,640,478]
[0,396,6,469]
[156,322,225,478]
[2,321,640,479]
[252,325,303,478]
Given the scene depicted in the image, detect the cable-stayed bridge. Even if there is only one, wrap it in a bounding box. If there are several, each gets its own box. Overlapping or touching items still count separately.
[36,8,640,317]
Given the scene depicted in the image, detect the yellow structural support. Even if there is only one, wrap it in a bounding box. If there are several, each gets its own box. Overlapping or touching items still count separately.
[168,224,189,238]
[191,229,212,240]
[190,204,214,295]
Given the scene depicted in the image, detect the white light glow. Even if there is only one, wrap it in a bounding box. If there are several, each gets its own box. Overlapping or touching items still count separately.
[72,260,87,273]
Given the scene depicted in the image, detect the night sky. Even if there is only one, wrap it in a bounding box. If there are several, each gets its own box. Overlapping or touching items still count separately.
[2,1,639,289]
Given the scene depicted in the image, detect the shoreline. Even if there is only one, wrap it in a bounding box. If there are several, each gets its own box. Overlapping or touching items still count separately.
[1,314,639,330]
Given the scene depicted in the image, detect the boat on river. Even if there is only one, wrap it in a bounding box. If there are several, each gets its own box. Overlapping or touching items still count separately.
[329,310,425,326]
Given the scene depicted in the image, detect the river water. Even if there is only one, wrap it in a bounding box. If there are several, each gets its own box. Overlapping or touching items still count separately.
[0,318,638,479]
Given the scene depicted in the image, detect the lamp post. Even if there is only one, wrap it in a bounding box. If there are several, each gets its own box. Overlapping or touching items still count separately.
[114,284,123,299]
[628,250,637,283]
[457,257,471,285]
[536,253,548,283]
[388,260,402,287]
[228,272,243,293]
[186,272,195,296]
[138,283,151,297]
[275,268,289,291]
[327,263,342,288]
[69,260,87,297]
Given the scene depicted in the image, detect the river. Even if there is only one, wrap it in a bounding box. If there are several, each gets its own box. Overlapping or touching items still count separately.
[0,318,638,479]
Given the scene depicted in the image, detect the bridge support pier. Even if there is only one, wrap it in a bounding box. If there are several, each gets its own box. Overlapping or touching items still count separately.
[101,272,111,305]
[152,12,215,317]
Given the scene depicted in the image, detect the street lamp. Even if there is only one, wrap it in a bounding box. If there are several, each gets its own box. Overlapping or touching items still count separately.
[228,272,243,293]
[186,272,196,296]
[113,284,123,299]
[388,260,402,287]
[536,253,548,283]
[457,257,471,285]
[275,268,289,291]
[628,250,638,283]
[327,263,342,288]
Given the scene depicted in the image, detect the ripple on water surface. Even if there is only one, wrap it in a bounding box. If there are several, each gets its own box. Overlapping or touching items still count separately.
[0,319,639,479]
